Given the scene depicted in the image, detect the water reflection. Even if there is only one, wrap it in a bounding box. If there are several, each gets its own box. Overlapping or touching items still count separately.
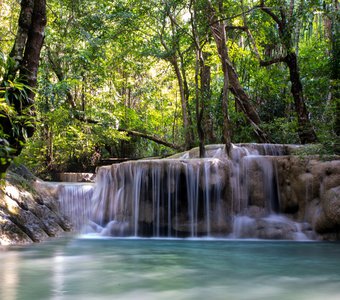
[52,250,65,300]
[0,239,340,300]
[0,251,19,300]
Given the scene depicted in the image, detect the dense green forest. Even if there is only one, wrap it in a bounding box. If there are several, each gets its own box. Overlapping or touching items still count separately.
[0,0,339,178]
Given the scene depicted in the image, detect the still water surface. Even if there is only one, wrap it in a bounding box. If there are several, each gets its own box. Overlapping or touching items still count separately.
[1,237,340,300]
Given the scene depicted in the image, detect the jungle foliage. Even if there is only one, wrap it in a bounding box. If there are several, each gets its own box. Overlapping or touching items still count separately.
[0,0,339,177]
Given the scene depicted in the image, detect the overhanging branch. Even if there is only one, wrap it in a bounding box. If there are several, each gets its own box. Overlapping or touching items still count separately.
[259,1,284,32]
[260,56,287,66]
[118,129,183,151]
[71,112,183,150]
[226,25,247,31]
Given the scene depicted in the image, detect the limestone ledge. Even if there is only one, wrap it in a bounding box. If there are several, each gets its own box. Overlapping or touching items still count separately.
[0,166,71,246]
[274,156,340,240]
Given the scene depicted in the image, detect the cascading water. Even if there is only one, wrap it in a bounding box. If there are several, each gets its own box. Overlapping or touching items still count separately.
[58,144,313,240]
[87,158,228,237]
[228,144,309,240]
[58,183,94,231]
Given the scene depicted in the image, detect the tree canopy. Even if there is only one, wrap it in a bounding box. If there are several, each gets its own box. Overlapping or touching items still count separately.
[0,0,339,177]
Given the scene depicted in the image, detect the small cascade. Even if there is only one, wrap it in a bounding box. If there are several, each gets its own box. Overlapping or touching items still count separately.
[89,158,228,237]
[58,183,94,231]
[58,143,318,240]
[229,145,280,214]
[230,215,310,240]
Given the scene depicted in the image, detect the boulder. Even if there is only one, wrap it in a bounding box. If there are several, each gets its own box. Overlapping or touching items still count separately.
[323,186,340,225]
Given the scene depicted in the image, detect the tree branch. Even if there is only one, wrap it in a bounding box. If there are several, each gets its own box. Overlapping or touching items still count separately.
[260,56,287,66]
[240,0,262,62]
[47,49,78,109]
[225,25,247,31]
[70,111,183,150]
[46,47,182,151]
[118,129,183,150]
[259,1,283,28]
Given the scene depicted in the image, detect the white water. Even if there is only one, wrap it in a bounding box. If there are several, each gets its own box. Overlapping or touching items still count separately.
[58,183,94,230]
[58,144,313,240]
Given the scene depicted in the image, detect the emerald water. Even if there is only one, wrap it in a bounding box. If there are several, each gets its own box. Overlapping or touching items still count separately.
[1,237,340,300]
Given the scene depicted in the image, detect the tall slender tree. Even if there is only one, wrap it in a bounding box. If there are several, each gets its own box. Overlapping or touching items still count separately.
[259,0,317,144]
[159,2,196,149]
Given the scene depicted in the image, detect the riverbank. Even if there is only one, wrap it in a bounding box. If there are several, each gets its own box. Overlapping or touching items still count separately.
[0,165,71,245]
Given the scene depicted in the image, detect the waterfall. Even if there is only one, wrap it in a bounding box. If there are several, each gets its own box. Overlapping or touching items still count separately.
[58,143,314,240]
[58,183,94,231]
[87,158,228,237]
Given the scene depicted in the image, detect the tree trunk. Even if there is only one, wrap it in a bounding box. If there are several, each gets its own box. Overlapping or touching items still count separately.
[0,0,46,175]
[170,58,195,150]
[19,0,47,107]
[207,1,270,146]
[47,49,77,108]
[331,0,340,144]
[3,0,35,82]
[180,58,195,149]
[42,123,53,168]
[210,20,232,152]
[190,0,206,158]
[161,11,195,150]
[285,52,317,143]
[201,56,216,144]
[259,0,317,144]
[118,129,183,151]
[195,50,206,158]
[227,64,270,143]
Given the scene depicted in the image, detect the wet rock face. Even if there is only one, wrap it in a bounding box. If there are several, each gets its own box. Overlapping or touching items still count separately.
[0,171,71,246]
[314,186,340,234]
[0,211,32,245]
[276,158,340,239]
[323,187,340,225]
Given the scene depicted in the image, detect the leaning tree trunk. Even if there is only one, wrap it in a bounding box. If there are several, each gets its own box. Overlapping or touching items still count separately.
[227,65,271,143]
[209,18,232,152]
[207,0,270,146]
[0,0,47,175]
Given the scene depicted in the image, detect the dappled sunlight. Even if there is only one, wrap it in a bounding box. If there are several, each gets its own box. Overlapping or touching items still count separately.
[4,185,20,202]
[4,195,19,215]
